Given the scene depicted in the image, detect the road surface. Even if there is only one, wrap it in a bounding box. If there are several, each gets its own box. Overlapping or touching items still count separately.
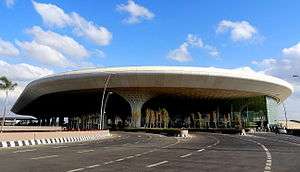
[0,132,299,172]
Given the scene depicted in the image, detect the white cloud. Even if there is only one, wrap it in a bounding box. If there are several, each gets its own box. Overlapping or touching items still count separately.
[116,0,154,24]
[204,45,219,57]
[0,60,53,81]
[32,1,112,46]
[187,34,203,48]
[0,60,54,115]
[92,49,106,58]
[167,42,191,62]
[0,38,19,57]
[32,1,71,27]
[26,26,89,59]
[167,34,219,62]
[282,42,300,58]
[71,13,112,46]
[253,42,300,120]
[4,0,15,8]
[16,40,72,67]
[217,20,257,41]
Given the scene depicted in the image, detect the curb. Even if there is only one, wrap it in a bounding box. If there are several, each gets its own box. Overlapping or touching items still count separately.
[0,135,108,148]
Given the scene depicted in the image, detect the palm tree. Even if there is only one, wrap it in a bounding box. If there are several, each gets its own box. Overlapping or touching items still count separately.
[145,109,150,128]
[162,108,169,128]
[0,76,17,133]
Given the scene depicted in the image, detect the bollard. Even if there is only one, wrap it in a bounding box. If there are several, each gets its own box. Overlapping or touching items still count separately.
[180,129,189,137]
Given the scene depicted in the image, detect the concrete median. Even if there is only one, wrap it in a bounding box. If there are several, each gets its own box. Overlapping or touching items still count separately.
[0,130,110,148]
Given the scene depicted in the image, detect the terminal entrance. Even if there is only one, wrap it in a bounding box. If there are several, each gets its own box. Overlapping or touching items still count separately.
[141,95,268,129]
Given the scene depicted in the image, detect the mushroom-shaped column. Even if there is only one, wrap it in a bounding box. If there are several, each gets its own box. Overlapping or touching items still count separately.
[116,91,154,128]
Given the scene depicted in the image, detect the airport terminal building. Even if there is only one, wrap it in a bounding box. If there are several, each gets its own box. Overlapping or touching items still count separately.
[11,66,293,130]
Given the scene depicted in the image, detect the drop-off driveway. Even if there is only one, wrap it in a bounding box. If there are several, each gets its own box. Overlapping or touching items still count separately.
[0,131,299,172]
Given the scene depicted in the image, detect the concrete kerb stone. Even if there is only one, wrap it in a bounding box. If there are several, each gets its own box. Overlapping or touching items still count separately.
[0,130,110,148]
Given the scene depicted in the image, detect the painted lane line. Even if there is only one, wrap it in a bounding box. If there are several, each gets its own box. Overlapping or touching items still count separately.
[31,155,58,160]
[147,161,168,168]
[104,161,114,165]
[180,153,192,158]
[77,149,94,154]
[197,149,205,152]
[115,158,125,162]
[135,153,142,157]
[53,145,69,149]
[13,149,37,153]
[86,164,100,168]
[207,145,212,148]
[125,155,134,159]
[66,168,84,172]
[235,136,272,172]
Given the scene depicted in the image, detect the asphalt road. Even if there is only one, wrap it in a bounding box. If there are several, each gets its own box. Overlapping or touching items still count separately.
[0,131,299,172]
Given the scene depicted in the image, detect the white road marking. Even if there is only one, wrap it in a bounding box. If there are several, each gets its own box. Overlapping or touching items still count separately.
[207,145,212,148]
[115,158,124,162]
[125,155,134,159]
[77,149,94,154]
[86,164,100,168]
[66,168,84,172]
[31,155,58,160]
[197,149,205,152]
[104,161,114,165]
[147,161,168,168]
[135,153,142,157]
[235,136,272,172]
[13,149,37,153]
[52,145,69,149]
[180,153,192,158]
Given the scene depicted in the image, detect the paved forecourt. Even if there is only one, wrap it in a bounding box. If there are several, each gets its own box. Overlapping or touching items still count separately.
[0,132,299,172]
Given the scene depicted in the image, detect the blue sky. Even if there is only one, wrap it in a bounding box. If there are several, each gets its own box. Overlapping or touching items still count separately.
[0,0,300,120]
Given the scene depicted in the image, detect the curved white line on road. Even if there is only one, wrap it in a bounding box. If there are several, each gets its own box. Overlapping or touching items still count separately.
[76,149,94,154]
[86,164,100,168]
[254,141,272,172]
[13,149,37,153]
[227,135,272,172]
[147,161,168,168]
[31,154,58,160]
[66,168,84,172]
[180,153,192,158]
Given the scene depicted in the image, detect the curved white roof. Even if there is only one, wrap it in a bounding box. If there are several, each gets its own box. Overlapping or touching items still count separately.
[12,66,293,114]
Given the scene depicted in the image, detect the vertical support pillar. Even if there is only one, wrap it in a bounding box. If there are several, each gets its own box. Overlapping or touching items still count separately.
[59,116,64,126]
[116,91,154,128]
[41,118,46,126]
[46,117,51,126]
[230,104,233,128]
[129,101,144,128]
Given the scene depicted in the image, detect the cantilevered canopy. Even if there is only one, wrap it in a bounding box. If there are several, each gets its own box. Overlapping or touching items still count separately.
[12,66,293,115]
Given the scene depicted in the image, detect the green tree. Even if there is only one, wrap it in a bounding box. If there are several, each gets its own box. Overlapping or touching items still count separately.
[150,110,155,128]
[158,108,163,128]
[0,76,17,133]
[162,108,169,128]
[145,109,150,128]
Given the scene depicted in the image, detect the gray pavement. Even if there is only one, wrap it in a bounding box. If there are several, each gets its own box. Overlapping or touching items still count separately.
[0,131,299,172]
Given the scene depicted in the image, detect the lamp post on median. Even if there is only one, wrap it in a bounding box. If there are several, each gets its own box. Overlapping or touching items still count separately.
[99,73,115,130]
[282,74,299,129]
[102,91,113,129]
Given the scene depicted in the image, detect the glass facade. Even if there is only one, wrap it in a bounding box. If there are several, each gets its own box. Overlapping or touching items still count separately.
[141,96,271,129]
[266,96,280,125]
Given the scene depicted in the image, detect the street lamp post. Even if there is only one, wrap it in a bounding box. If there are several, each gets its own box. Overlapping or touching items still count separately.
[282,102,288,129]
[102,92,113,129]
[281,74,299,129]
[99,73,112,130]
[99,73,116,130]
